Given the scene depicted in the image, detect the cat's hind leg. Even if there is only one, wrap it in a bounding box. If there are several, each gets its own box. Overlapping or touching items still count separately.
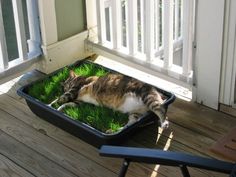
[126,113,142,127]
[142,90,168,128]
[105,113,142,134]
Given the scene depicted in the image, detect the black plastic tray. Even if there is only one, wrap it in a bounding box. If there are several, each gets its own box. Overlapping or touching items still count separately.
[17,59,175,148]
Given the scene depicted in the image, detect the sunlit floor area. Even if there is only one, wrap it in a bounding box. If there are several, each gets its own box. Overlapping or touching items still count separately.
[0,65,235,177]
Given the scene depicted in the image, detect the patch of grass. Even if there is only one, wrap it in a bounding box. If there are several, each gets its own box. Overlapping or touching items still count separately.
[64,103,128,133]
[27,61,128,133]
[28,67,69,103]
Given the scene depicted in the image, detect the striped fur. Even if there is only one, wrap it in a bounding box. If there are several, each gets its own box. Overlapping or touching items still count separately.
[52,70,168,131]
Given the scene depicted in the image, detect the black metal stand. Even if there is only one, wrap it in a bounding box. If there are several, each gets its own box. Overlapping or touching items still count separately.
[180,165,190,177]
[99,145,236,177]
[119,159,130,177]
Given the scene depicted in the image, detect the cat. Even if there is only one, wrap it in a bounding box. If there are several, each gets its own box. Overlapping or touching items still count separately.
[49,70,168,132]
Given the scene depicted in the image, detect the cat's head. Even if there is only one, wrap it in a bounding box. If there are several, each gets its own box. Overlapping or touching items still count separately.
[62,70,78,92]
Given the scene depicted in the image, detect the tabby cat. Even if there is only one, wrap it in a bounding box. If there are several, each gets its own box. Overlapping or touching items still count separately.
[50,70,168,132]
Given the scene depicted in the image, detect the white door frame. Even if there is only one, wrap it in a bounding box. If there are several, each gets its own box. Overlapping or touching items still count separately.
[219,0,236,107]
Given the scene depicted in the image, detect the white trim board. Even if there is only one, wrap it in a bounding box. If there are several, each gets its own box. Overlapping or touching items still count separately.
[94,55,192,101]
[37,31,92,74]
[220,0,236,106]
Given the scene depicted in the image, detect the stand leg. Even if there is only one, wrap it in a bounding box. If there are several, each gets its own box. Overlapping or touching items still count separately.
[180,165,191,177]
[119,159,130,177]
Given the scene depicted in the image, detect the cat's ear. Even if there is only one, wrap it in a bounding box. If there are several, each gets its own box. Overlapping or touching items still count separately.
[69,70,76,78]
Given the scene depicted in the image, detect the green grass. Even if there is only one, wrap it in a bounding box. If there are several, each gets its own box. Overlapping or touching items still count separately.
[64,103,128,133]
[28,61,128,133]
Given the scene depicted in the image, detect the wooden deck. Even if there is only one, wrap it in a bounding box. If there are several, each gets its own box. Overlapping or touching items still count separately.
[0,70,235,177]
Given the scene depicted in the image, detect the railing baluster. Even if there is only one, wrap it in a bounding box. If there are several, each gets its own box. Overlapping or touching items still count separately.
[112,0,121,49]
[145,0,155,61]
[174,0,180,40]
[161,0,164,48]
[26,0,41,55]
[127,0,137,55]
[182,0,194,76]
[163,0,174,69]
[139,0,145,52]
[0,0,9,69]
[155,0,160,51]
[96,0,106,44]
[12,0,28,60]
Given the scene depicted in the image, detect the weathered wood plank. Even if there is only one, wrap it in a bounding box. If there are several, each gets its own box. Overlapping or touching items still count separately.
[0,153,35,177]
[0,130,77,177]
[0,93,226,177]
[168,99,236,140]
[0,108,117,177]
[0,70,233,177]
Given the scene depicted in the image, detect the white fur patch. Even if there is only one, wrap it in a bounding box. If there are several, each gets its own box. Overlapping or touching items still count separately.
[118,93,147,113]
[79,94,99,105]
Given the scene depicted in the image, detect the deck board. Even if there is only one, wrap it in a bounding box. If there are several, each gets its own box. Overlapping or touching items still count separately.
[0,70,234,177]
[0,153,35,177]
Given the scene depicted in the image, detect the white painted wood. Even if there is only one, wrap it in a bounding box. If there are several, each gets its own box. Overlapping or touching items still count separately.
[182,0,193,76]
[174,0,180,39]
[161,0,164,47]
[38,31,90,74]
[26,0,41,55]
[163,0,174,69]
[96,0,106,44]
[195,0,225,109]
[155,0,160,50]
[38,0,57,46]
[180,0,183,38]
[86,0,97,29]
[12,0,28,60]
[127,0,138,55]
[144,0,155,61]
[0,0,9,69]
[140,0,144,52]
[220,0,236,106]
[111,0,121,49]
[88,40,192,89]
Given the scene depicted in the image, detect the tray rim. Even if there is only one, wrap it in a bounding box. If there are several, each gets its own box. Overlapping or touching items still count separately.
[17,58,176,138]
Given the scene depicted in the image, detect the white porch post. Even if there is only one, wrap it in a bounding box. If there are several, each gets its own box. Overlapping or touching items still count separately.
[220,0,236,106]
[38,0,58,46]
[195,0,225,109]
[0,0,9,69]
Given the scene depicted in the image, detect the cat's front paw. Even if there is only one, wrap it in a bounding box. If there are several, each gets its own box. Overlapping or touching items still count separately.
[57,95,68,104]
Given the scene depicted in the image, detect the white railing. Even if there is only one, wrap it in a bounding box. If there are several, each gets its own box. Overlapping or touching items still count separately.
[0,0,41,73]
[95,0,194,83]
